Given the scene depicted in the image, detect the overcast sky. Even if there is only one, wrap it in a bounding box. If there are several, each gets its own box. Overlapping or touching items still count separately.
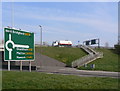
[1,2,118,47]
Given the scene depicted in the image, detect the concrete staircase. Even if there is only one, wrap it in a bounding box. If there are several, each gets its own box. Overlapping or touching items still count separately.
[71,45,103,68]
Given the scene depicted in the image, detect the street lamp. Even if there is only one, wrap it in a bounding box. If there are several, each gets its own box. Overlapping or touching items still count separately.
[39,25,42,46]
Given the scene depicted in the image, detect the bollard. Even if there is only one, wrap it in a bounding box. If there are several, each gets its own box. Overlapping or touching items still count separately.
[91,64,95,68]
[84,64,87,67]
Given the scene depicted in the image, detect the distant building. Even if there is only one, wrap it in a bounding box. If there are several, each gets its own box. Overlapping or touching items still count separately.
[52,40,72,47]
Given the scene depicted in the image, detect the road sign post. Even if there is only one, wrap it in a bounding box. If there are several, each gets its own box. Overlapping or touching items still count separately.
[4,27,34,71]
[8,61,10,71]
[29,61,31,72]
[20,61,22,71]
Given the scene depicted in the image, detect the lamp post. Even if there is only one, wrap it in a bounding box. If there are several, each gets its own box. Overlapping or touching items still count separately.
[39,25,42,46]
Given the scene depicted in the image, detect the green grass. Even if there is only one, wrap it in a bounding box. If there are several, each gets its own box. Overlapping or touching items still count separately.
[2,71,119,89]
[35,47,87,66]
[36,47,119,72]
[0,71,2,90]
[79,48,119,72]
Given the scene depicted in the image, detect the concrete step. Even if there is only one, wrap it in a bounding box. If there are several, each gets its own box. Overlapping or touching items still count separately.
[72,45,103,68]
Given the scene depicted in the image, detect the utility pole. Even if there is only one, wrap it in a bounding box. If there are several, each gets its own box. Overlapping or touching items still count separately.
[118,35,120,45]
[39,25,42,56]
[8,1,14,71]
[39,25,42,46]
[12,0,14,27]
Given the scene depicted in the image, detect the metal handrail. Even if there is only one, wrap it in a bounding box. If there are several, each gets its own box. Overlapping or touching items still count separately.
[71,45,103,68]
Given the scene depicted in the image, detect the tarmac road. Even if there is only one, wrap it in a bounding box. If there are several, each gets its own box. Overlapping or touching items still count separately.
[0,51,2,70]
[0,51,66,67]
[37,66,119,78]
[0,51,119,78]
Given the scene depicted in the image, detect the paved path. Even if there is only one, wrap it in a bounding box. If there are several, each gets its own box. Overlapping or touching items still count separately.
[36,53,66,67]
[37,66,119,78]
[14,52,66,67]
[1,51,66,68]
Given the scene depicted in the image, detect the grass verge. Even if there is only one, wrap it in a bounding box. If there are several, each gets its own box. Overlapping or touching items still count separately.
[35,47,87,66]
[2,71,119,89]
[78,48,119,72]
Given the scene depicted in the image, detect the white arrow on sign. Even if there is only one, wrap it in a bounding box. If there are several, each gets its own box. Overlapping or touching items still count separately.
[5,34,29,60]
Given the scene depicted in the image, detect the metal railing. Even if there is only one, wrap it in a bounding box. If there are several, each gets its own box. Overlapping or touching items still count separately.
[71,45,103,68]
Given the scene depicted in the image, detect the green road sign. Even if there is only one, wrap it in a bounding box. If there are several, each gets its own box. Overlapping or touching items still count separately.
[4,28,34,61]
